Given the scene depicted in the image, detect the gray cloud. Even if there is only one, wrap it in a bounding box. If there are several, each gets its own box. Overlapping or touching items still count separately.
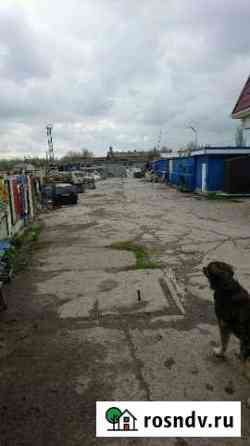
[0,7,52,83]
[0,0,249,157]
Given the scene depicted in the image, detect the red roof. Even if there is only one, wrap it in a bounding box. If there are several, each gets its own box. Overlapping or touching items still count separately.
[232,76,250,117]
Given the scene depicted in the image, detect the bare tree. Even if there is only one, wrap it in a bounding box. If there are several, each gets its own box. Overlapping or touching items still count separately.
[81,148,94,158]
[160,146,172,154]
[61,150,82,161]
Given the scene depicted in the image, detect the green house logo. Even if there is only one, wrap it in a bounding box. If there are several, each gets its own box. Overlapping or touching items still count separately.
[105,406,138,432]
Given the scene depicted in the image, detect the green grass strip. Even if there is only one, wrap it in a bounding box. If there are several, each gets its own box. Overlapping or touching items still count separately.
[110,240,161,270]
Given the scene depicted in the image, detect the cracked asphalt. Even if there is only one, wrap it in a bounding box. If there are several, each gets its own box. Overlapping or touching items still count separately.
[1,178,250,446]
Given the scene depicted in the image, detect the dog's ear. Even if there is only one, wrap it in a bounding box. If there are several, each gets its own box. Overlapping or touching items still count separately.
[210,262,234,279]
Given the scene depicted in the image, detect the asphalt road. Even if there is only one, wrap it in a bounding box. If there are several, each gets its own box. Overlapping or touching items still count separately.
[1,178,250,445]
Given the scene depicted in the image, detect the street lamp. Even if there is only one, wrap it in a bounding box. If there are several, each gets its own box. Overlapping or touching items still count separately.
[187,125,198,149]
[157,128,168,152]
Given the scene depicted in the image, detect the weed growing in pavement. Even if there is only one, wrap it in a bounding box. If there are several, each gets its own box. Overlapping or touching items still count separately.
[109,240,161,270]
[206,192,219,200]
[14,223,42,246]
[177,184,190,193]
[206,192,239,201]
[9,223,42,273]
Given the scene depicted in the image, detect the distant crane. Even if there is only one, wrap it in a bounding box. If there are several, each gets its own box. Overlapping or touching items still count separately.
[46,124,55,161]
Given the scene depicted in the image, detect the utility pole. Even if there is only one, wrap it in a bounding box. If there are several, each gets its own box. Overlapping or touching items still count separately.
[187,125,198,149]
[157,129,162,151]
[46,124,55,161]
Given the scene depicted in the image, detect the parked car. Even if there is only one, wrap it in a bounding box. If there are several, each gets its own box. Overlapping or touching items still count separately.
[84,174,96,189]
[47,171,85,193]
[92,171,101,181]
[79,170,96,189]
[42,183,78,206]
[70,172,86,193]
[94,167,108,179]
[133,169,145,178]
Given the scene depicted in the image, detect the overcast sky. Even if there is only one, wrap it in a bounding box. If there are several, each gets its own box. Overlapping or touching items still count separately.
[0,0,249,158]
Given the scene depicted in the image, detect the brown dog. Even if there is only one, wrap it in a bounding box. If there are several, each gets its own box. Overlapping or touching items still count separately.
[203,261,250,381]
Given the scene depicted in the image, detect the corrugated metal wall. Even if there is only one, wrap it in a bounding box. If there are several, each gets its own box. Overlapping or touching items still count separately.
[152,159,168,175]
[207,157,225,191]
[165,153,250,193]
[0,175,41,239]
[169,157,196,191]
[195,156,225,192]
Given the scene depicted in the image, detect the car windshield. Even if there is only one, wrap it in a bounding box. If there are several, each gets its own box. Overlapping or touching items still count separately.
[42,186,52,193]
[56,184,73,193]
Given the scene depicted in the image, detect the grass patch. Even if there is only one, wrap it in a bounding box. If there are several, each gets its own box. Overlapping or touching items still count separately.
[109,240,161,270]
[206,192,237,201]
[14,223,42,246]
[177,184,190,193]
[206,192,220,200]
[7,223,42,273]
